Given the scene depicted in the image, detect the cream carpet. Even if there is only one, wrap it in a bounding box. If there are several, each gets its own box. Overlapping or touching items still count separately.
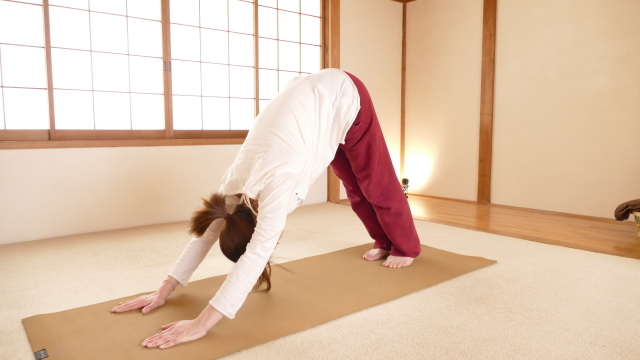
[1,203,639,359]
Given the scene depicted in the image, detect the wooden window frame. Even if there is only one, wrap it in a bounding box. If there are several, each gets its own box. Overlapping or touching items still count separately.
[0,0,328,149]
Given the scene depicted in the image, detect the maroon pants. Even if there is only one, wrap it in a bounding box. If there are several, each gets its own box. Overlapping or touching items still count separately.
[330,73,421,258]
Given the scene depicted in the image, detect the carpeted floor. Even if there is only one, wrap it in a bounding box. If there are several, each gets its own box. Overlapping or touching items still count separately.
[1,203,639,359]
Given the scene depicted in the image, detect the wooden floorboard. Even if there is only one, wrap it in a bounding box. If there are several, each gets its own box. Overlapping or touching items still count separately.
[340,195,640,260]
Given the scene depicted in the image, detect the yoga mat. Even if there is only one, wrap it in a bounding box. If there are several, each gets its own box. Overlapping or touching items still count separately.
[23,244,495,360]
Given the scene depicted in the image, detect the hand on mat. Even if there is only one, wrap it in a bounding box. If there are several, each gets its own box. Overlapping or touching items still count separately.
[110,292,165,314]
[141,319,207,349]
[142,305,224,349]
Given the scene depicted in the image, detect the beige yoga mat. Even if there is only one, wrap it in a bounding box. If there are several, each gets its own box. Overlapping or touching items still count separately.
[23,244,495,360]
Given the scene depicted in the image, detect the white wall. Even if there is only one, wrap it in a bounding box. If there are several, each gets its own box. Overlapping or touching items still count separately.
[492,0,640,218]
[0,146,327,244]
[404,0,484,201]
[339,0,403,199]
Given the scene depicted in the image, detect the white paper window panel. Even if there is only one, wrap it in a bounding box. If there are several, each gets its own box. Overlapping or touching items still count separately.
[172,95,202,130]
[3,88,49,129]
[0,92,5,129]
[170,0,199,26]
[131,93,165,129]
[258,69,277,100]
[94,91,131,129]
[201,29,228,64]
[201,0,228,31]
[129,56,164,94]
[278,0,298,12]
[230,98,253,130]
[91,52,129,92]
[171,24,200,61]
[128,18,163,58]
[258,38,277,70]
[229,65,254,98]
[52,48,93,90]
[90,12,128,54]
[300,44,320,74]
[50,0,88,10]
[229,33,254,66]
[90,0,126,16]
[228,0,253,35]
[278,70,298,92]
[0,1,44,47]
[171,60,202,96]
[257,0,275,7]
[201,63,229,97]
[49,6,91,50]
[300,15,320,45]
[301,0,320,17]
[0,45,47,88]
[202,97,229,130]
[278,10,299,42]
[259,99,270,114]
[278,41,299,72]
[53,89,94,129]
[128,0,162,21]
[258,6,277,39]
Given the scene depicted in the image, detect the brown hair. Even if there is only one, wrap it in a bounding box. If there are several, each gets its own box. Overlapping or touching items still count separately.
[189,193,271,292]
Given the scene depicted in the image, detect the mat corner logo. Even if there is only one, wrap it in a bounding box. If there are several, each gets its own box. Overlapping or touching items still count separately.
[34,349,49,360]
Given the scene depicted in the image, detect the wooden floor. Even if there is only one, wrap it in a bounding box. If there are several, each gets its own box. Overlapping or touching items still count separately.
[340,195,640,260]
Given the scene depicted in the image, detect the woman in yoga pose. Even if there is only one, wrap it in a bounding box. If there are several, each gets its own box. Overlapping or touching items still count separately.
[110,69,422,349]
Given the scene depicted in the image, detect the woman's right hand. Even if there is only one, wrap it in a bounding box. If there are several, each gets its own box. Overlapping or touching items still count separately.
[110,277,178,314]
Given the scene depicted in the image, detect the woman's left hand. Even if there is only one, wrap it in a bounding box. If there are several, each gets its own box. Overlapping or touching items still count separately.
[141,305,224,349]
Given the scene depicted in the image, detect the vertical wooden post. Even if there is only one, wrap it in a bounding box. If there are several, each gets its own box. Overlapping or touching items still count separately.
[400,1,407,179]
[323,0,341,203]
[42,0,56,139]
[477,0,497,204]
[161,0,174,139]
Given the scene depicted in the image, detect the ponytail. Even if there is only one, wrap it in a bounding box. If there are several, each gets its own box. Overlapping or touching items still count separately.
[189,193,227,237]
[189,192,271,292]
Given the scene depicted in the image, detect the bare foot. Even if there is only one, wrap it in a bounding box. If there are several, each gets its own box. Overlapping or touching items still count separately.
[362,248,389,261]
[382,255,414,268]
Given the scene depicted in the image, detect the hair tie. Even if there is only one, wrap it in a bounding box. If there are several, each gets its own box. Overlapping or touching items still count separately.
[224,213,231,221]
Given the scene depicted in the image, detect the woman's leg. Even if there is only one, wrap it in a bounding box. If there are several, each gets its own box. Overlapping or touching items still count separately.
[340,72,422,261]
[330,147,394,254]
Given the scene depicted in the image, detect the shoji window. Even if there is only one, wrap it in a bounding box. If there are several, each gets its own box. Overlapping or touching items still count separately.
[170,0,255,130]
[257,0,320,112]
[0,0,50,130]
[48,0,164,130]
[0,0,324,146]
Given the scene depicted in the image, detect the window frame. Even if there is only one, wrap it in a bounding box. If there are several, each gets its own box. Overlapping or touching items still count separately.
[0,0,333,149]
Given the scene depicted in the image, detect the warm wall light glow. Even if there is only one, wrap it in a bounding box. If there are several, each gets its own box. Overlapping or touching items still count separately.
[404,152,434,190]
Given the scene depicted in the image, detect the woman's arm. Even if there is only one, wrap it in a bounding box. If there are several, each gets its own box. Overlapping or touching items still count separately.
[140,172,297,349]
[112,196,239,314]
[111,226,222,314]
[209,172,296,318]
[169,195,240,287]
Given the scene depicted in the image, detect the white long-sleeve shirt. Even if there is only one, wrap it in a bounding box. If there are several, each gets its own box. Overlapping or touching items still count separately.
[168,69,360,318]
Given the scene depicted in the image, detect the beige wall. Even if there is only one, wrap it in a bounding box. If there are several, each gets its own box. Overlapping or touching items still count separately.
[339,0,403,199]
[340,0,403,177]
[492,0,640,218]
[0,146,327,244]
[404,0,484,200]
